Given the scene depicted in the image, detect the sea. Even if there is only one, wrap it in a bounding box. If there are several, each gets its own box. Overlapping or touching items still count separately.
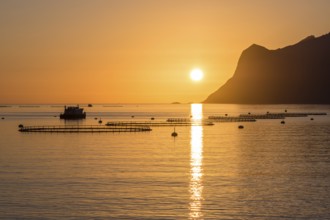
[0,104,330,219]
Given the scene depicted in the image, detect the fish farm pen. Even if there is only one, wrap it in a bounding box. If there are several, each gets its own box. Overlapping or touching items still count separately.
[105,120,214,127]
[238,114,285,119]
[19,125,152,133]
[208,116,257,122]
[239,112,327,119]
[166,118,192,122]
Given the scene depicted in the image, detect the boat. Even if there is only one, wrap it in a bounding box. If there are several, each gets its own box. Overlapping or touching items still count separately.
[88,104,93,107]
[60,105,86,119]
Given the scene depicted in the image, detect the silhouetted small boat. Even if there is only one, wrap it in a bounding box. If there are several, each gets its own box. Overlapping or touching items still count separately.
[60,105,86,119]
[88,104,93,107]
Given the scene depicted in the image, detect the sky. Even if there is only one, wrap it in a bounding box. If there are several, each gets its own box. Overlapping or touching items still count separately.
[1,0,329,104]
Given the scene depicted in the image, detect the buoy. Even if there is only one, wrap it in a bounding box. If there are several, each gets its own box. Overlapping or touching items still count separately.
[18,124,24,128]
[151,117,155,120]
[285,109,287,113]
[238,125,244,129]
[1,117,4,120]
[310,118,314,121]
[94,117,98,120]
[225,114,228,116]
[266,111,269,114]
[171,128,178,137]
[98,119,102,124]
[248,112,251,115]
[131,115,134,118]
[281,120,285,124]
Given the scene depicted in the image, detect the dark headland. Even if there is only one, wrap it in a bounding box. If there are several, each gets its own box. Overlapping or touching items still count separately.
[204,32,330,104]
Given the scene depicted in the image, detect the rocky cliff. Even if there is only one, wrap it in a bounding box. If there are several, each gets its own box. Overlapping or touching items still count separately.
[204,33,330,104]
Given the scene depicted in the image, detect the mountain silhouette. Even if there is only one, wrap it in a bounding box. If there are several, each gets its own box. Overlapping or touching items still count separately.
[204,33,330,104]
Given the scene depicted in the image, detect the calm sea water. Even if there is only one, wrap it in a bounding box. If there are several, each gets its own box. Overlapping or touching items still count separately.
[0,104,330,219]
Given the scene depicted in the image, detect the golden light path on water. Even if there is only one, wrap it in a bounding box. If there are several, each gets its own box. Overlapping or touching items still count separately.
[189,104,204,219]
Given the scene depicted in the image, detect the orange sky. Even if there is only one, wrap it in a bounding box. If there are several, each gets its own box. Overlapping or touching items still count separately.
[1,0,329,104]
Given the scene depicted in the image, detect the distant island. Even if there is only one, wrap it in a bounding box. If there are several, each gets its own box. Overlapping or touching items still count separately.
[204,32,330,104]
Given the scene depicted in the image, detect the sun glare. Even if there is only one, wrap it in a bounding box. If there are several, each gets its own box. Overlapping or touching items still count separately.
[190,69,204,81]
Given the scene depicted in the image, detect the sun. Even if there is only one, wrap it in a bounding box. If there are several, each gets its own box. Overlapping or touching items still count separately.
[190,68,204,81]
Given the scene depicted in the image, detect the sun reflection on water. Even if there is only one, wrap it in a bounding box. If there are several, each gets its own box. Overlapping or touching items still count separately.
[189,104,203,219]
